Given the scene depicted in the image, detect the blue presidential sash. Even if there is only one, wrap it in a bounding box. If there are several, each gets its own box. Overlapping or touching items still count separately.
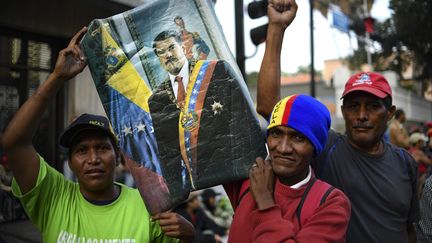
[179,60,217,189]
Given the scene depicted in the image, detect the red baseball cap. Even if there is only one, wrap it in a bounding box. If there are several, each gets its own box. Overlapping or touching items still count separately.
[341,72,392,99]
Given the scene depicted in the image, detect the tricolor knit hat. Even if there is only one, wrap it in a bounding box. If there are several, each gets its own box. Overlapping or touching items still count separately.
[268,94,331,156]
[342,72,392,99]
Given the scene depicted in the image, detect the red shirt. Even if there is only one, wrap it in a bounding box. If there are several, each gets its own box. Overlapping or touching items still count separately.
[224,175,351,243]
[409,147,427,174]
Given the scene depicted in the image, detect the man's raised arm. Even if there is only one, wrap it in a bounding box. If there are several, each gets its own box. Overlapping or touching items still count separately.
[2,27,88,194]
[256,0,297,119]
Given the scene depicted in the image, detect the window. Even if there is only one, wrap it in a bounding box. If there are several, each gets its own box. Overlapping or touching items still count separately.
[0,31,65,167]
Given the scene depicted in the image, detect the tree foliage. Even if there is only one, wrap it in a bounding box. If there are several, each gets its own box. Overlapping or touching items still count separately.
[348,0,432,86]
[388,0,432,81]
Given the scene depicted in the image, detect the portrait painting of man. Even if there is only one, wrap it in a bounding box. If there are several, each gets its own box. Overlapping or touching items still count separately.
[81,0,266,214]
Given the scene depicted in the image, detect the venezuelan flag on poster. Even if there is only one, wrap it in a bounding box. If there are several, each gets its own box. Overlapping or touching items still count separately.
[95,23,162,175]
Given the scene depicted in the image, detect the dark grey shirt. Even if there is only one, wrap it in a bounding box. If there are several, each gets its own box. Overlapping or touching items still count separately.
[313,130,420,243]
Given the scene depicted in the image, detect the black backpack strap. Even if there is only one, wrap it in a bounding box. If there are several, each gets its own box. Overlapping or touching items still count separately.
[237,177,335,229]
[296,177,317,228]
[395,147,416,193]
[237,187,250,206]
[319,186,336,206]
[395,148,413,178]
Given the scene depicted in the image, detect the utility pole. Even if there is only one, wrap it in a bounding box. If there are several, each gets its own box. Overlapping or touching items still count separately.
[235,0,246,80]
[309,0,315,97]
[363,0,372,67]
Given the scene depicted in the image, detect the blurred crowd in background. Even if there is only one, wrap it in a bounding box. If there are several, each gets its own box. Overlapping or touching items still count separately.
[1,112,432,242]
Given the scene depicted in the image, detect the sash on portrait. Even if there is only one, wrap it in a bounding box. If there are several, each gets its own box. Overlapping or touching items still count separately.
[179,60,217,189]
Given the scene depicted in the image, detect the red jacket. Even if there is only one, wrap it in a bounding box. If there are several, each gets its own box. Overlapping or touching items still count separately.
[225,174,351,243]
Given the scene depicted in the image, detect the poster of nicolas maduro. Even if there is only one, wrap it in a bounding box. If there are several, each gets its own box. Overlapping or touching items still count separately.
[81,0,266,214]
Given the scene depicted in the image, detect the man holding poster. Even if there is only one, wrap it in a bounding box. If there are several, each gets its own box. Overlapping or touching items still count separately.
[2,27,195,242]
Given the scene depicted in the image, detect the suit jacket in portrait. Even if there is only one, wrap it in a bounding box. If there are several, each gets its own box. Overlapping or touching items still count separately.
[148,60,266,206]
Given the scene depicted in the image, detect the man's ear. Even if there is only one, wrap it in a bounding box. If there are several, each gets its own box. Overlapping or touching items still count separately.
[116,156,120,166]
[341,105,347,120]
[387,105,396,122]
[67,150,74,171]
[116,149,126,166]
[68,159,74,172]
[115,149,122,166]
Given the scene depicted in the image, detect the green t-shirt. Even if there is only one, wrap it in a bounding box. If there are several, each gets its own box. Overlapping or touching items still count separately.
[12,156,178,243]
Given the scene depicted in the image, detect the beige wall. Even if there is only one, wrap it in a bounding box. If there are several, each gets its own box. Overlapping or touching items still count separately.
[323,59,344,86]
